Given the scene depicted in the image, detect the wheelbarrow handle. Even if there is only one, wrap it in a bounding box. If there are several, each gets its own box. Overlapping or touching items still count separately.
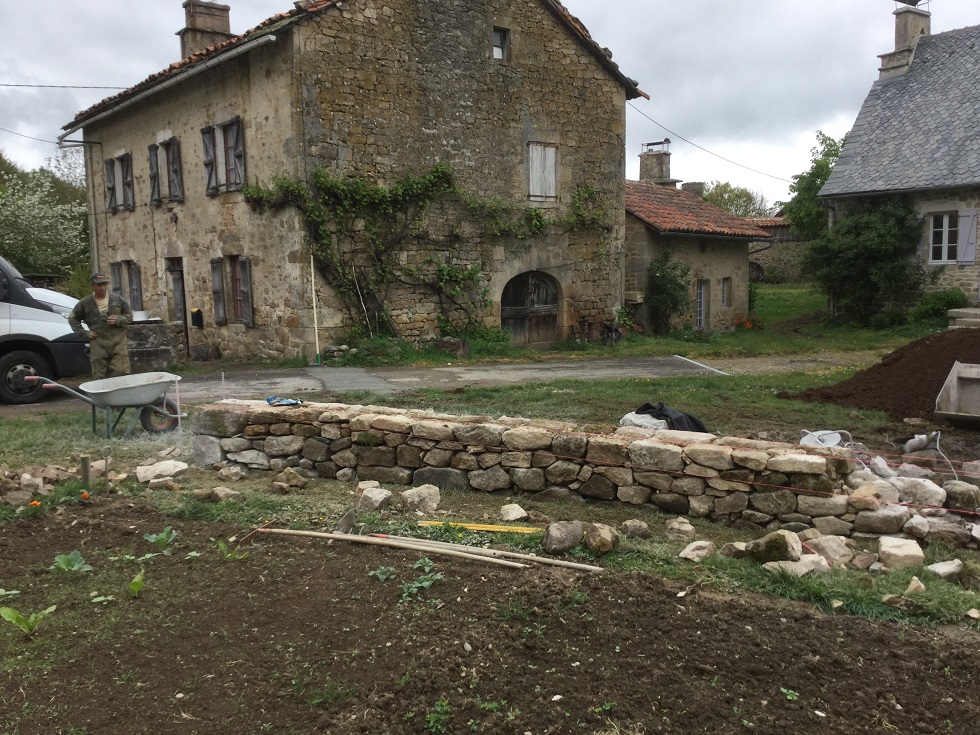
[24,375,98,406]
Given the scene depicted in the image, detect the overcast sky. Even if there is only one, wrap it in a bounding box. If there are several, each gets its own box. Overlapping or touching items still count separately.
[1,0,976,205]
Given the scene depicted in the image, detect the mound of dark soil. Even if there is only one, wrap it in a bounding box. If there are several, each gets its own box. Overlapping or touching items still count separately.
[785,328,980,421]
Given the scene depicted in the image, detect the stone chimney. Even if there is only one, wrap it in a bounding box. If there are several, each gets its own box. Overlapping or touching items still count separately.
[639,146,681,188]
[878,3,931,80]
[178,0,233,59]
[681,182,706,198]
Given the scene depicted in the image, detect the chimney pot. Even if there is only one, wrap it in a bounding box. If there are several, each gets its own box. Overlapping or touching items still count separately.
[639,149,681,187]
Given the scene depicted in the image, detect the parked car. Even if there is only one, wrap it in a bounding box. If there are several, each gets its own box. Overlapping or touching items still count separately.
[0,256,89,403]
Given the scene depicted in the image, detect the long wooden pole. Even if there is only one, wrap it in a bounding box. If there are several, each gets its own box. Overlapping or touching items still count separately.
[371,533,604,573]
[255,528,527,569]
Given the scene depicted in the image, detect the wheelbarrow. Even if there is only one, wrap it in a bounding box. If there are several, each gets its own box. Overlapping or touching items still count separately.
[26,372,185,438]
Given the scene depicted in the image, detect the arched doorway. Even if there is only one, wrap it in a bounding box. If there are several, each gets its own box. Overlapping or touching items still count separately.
[500,271,560,347]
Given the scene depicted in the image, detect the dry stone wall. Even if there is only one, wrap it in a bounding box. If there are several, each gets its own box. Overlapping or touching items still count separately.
[189,401,914,536]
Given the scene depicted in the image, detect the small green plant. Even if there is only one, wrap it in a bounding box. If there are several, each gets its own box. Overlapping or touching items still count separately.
[401,572,444,602]
[0,589,20,600]
[413,557,436,574]
[780,687,800,701]
[593,701,617,715]
[129,570,145,598]
[368,566,397,582]
[424,697,451,734]
[50,550,93,573]
[0,605,57,638]
[90,594,116,605]
[144,526,177,555]
[215,539,249,561]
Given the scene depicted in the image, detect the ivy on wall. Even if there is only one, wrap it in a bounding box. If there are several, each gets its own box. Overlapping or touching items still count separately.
[244,165,611,337]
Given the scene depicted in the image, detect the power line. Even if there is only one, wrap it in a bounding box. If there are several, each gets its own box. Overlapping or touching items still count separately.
[0,125,59,145]
[627,101,792,183]
[0,83,126,90]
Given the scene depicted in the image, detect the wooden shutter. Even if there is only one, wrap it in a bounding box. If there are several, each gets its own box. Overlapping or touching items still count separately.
[110,262,122,296]
[239,255,254,327]
[127,261,143,311]
[210,257,226,325]
[148,145,161,206]
[120,154,135,211]
[166,139,184,202]
[201,127,218,197]
[230,118,245,189]
[104,159,117,213]
[528,143,556,200]
[958,209,977,264]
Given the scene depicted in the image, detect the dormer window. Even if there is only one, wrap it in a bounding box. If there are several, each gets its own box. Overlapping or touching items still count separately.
[492,27,510,62]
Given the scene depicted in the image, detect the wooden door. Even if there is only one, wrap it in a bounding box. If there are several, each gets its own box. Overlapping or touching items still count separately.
[501,271,559,347]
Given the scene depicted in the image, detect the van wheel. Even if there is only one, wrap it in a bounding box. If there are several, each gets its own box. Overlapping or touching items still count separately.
[0,351,51,404]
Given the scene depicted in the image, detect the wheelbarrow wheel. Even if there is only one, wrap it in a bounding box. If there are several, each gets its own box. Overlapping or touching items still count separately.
[140,398,180,433]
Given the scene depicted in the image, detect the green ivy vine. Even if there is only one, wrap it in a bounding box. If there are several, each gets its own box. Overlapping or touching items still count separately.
[244,165,611,336]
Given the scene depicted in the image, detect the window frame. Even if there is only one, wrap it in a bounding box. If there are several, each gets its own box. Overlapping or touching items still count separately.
[492,27,510,62]
[929,212,959,264]
[202,117,245,197]
[164,138,184,202]
[721,277,733,308]
[527,142,558,202]
[210,254,253,327]
[108,260,143,310]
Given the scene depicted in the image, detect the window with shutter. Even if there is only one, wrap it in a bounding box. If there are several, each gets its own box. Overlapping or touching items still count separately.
[210,257,226,325]
[201,127,218,197]
[930,212,959,264]
[165,138,184,202]
[224,118,245,190]
[528,143,557,201]
[127,261,143,311]
[148,144,161,206]
[104,159,117,213]
[120,154,135,211]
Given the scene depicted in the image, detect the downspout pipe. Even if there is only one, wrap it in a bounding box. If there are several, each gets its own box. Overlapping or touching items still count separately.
[58,33,279,143]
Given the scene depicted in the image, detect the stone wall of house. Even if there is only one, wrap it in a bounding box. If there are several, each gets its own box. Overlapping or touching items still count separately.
[624,216,749,332]
[749,237,809,284]
[191,401,912,537]
[84,0,632,359]
[910,190,980,304]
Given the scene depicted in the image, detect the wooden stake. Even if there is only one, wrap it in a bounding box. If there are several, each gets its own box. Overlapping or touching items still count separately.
[255,528,528,569]
[371,533,604,573]
[417,520,542,534]
[79,455,91,489]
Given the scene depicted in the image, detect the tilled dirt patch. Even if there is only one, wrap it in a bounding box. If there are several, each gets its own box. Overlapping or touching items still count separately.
[2,497,979,734]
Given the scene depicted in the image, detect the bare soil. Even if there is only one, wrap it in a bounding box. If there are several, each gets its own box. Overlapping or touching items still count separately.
[2,495,980,735]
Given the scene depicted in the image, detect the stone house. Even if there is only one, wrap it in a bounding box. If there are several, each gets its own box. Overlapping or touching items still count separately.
[819,4,980,307]
[61,0,645,360]
[623,146,769,332]
[747,215,808,284]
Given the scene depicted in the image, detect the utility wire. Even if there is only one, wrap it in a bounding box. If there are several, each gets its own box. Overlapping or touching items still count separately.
[627,100,792,183]
[0,83,126,89]
[0,125,59,144]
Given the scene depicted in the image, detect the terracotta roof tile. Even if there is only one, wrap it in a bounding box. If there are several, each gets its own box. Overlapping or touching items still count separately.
[750,216,788,228]
[66,0,644,130]
[625,181,771,239]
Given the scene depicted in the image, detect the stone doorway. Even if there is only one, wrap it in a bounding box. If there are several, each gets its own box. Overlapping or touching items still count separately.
[500,271,560,347]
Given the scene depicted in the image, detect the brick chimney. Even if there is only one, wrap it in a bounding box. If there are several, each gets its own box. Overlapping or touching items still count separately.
[878,3,931,80]
[178,0,233,59]
[639,146,681,188]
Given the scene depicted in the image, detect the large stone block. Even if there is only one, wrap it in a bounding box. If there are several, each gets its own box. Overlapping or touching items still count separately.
[413,467,472,492]
[578,474,616,500]
[586,436,630,465]
[263,435,305,457]
[469,465,512,492]
[511,468,546,492]
[502,426,553,451]
[651,492,689,515]
[629,440,684,472]
[412,421,458,441]
[355,446,396,467]
[750,490,796,515]
[545,460,581,484]
[454,424,505,447]
[594,466,633,487]
[767,453,827,475]
[683,444,734,470]
[358,466,413,485]
[192,409,249,438]
[552,434,587,458]
[301,437,331,463]
[797,494,849,517]
[192,435,223,467]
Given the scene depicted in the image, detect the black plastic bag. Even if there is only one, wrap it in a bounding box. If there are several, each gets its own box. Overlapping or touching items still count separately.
[634,402,708,433]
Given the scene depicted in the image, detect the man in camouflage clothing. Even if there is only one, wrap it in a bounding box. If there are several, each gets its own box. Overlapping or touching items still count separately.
[68,272,133,379]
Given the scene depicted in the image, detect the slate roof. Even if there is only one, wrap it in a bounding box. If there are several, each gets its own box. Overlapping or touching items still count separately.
[820,23,980,198]
[64,0,645,131]
[625,181,771,239]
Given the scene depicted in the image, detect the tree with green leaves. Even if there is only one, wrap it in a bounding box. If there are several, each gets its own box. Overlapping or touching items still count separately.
[782,131,844,240]
[0,151,87,277]
[801,197,929,324]
[702,181,774,218]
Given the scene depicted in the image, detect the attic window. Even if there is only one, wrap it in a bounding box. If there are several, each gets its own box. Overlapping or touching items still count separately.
[492,27,510,61]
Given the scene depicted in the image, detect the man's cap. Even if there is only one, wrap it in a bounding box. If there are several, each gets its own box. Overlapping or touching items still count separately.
[90,272,110,284]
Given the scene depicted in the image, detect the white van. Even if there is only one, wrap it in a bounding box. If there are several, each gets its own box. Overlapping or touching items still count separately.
[0,256,89,404]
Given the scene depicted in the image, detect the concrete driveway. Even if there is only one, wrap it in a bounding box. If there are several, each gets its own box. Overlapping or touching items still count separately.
[173,355,724,403]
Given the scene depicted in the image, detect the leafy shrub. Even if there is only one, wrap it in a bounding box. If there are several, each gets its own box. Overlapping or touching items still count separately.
[909,288,969,322]
[645,251,691,335]
[868,306,907,330]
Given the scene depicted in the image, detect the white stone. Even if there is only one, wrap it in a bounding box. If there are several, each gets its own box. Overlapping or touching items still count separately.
[500,503,528,522]
[869,456,898,478]
[678,541,716,562]
[501,426,553,450]
[666,517,696,541]
[766,453,827,475]
[887,477,946,509]
[683,444,734,470]
[762,555,830,577]
[358,487,392,511]
[135,460,189,483]
[400,484,441,513]
[804,536,854,567]
[629,439,684,472]
[878,537,925,569]
[898,463,934,479]
[926,559,963,582]
[903,515,929,538]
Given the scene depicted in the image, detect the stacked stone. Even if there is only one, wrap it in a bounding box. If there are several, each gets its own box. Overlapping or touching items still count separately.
[191,402,979,547]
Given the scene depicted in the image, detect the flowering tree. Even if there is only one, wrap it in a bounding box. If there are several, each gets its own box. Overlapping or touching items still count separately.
[0,169,86,275]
